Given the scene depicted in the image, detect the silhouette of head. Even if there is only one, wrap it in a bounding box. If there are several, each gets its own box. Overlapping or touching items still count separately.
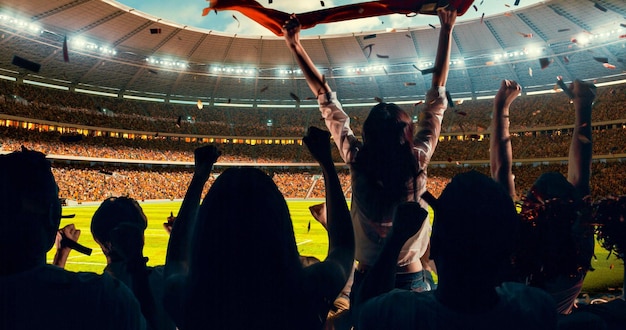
[430,171,518,268]
[91,196,147,260]
[184,167,301,329]
[0,149,61,266]
[362,102,413,147]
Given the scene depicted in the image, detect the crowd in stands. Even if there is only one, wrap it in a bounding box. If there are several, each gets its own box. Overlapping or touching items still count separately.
[1,77,625,138]
[2,4,626,329]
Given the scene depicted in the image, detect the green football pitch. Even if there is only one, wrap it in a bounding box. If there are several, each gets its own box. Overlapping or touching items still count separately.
[47,200,624,296]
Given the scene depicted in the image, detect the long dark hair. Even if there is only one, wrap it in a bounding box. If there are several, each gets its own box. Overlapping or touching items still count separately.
[183,168,303,329]
[353,103,418,220]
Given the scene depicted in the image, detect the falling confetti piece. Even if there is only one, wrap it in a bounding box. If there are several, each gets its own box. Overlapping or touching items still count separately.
[593,57,609,63]
[376,54,390,59]
[539,57,552,69]
[528,67,533,77]
[197,100,203,110]
[148,69,158,74]
[428,24,436,29]
[505,4,510,7]
[456,99,464,105]
[480,13,485,24]
[62,35,69,63]
[456,110,467,116]
[518,32,533,38]
[485,61,495,66]
[473,4,478,11]
[374,96,383,103]
[504,12,512,17]
[176,116,182,127]
[603,63,616,69]
[414,100,424,106]
[232,15,240,28]
[563,56,570,64]
[202,7,211,16]
[363,34,377,40]
[404,82,416,86]
[405,34,411,38]
[290,92,301,103]
[419,67,435,74]
[383,67,388,75]
[260,85,269,92]
[362,44,374,58]
[557,28,570,32]
[514,0,521,5]
[320,0,325,7]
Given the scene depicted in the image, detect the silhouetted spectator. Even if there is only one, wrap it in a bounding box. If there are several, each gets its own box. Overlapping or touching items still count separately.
[0,148,145,329]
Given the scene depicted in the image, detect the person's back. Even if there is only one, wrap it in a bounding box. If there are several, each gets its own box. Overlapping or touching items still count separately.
[355,171,558,330]
[0,148,145,330]
[1,264,144,330]
[91,196,175,330]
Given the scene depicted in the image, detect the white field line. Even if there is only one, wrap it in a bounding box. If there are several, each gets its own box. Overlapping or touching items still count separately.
[297,239,312,246]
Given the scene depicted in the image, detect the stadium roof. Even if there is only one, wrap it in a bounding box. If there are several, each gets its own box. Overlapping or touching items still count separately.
[0,0,625,106]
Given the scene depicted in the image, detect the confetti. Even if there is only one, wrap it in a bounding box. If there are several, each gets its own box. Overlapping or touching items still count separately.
[363,34,377,40]
[563,56,570,64]
[429,24,436,29]
[603,63,616,69]
[176,116,182,127]
[539,57,552,69]
[518,32,533,38]
[374,96,383,103]
[593,57,609,63]
[62,35,69,63]
[473,5,478,11]
[413,100,424,106]
[557,28,570,32]
[260,85,269,92]
[404,82,416,86]
[197,100,203,110]
[514,0,521,5]
[480,13,485,24]
[233,15,240,28]
[150,28,162,34]
[290,92,301,103]
[320,0,325,7]
[528,67,533,77]
[362,44,374,58]
[376,54,390,59]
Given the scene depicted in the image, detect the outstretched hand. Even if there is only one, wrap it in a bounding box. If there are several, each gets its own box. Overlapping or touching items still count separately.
[194,145,221,176]
[437,6,457,30]
[570,79,596,104]
[282,14,301,47]
[495,79,522,110]
[303,126,333,165]
[391,202,428,243]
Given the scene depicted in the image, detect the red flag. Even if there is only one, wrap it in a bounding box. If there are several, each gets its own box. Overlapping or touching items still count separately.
[63,35,69,62]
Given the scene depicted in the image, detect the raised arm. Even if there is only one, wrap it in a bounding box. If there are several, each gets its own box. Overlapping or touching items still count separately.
[284,16,357,164]
[567,80,595,197]
[302,127,354,299]
[414,7,456,169]
[353,202,427,317]
[165,145,220,278]
[283,16,331,97]
[432,7,456,88]
[490,80,521,201]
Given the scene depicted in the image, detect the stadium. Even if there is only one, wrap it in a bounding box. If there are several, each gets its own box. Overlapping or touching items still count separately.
[0,0,625,327]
